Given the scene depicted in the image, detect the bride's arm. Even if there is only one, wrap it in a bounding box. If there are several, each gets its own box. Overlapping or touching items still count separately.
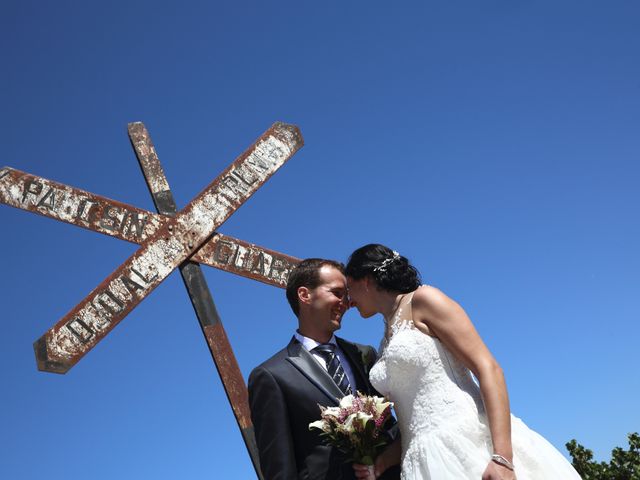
[412,286,515,477]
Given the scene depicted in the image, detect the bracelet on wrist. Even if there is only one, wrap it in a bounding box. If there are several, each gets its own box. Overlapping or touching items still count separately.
[491,454,515,471]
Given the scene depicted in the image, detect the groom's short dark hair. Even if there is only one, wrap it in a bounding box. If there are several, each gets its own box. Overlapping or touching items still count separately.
[286,258,345,317]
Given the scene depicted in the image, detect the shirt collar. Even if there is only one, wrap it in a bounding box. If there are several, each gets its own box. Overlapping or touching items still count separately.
[294,330,337,352]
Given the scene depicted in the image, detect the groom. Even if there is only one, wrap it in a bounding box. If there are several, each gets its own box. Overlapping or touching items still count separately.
[248,258,400,480]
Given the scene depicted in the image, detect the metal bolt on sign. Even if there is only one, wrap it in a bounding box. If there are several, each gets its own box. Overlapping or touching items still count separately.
[0,122,304,479]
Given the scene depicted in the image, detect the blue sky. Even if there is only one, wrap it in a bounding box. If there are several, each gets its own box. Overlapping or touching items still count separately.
[1,1,638,478]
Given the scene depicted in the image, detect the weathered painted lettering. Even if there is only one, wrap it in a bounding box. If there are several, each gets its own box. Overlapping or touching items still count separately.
[231,166,258,187]
[75,199,99,223]
[246,151,271,172]
[99,205,122,231]
[22,179,43,203]
[232,245,248,269]
[270,257,290,282]
[217,191,236,208]
[222,175,249,195]
[36,186,56,210]
[214,240,236,265]
[131,266,158,285]
[75,199,89,221]
[93,289,125,319]
[118,212,131,234]
[121,275,145,295]
[260,142,285,161]
[217,177,241,205]
[66,318,95,343]
[250,252,265,275]
[121,212,149,241]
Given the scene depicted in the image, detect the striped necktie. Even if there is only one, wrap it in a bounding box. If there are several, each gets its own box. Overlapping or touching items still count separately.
[313,343,352,396]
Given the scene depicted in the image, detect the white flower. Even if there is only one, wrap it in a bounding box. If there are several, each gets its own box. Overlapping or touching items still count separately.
[339,394,355,409]
[339,413,357,434]
[321,406,341,419]
[355,411,374,429]
[372,397,393,416]
[309,420,330,432]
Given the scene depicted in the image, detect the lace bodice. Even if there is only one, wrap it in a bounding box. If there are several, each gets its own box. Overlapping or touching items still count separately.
[370,292,485,437]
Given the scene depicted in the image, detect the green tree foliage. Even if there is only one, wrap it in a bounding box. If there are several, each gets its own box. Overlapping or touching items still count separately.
[566,432,640,479]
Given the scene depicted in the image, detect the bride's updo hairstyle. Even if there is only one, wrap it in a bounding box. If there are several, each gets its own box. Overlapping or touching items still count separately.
[345,244,421,293]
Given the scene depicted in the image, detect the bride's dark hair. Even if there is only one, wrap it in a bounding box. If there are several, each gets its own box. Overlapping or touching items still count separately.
[345,244,421,293]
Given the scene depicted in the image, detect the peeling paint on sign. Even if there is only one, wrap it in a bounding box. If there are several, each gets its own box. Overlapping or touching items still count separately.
[204,323,253,429]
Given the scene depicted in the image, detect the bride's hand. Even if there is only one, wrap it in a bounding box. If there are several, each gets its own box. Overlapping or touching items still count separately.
[482,460,517,480]
[352,463,376,479]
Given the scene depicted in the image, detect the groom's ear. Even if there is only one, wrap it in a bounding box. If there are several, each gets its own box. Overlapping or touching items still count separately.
[298,286,311,306]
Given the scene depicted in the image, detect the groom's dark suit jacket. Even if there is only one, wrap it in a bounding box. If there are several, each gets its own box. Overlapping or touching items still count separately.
[248,336,400,480]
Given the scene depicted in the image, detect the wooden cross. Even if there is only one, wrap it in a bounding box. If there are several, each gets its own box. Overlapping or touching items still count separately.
[0,122,304,479]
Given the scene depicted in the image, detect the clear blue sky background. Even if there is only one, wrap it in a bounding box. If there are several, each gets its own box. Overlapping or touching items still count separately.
[1,1,638,479]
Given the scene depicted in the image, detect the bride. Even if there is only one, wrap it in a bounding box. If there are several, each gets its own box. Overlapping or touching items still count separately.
[347,244,581,480]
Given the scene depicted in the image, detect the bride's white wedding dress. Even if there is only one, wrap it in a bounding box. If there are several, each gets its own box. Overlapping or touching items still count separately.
[369,291,581,479]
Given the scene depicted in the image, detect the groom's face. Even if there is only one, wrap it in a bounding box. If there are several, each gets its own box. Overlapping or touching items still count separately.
[302,266,349,335]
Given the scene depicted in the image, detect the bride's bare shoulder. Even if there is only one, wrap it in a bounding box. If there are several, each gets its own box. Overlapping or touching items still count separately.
[413,285,450,306]
[412,286,463,321]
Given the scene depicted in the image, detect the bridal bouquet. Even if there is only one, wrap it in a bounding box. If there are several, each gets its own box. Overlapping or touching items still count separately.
[309,392,394,466]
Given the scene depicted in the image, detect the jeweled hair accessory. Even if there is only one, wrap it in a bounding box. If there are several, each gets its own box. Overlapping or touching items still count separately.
[373,250,400,273]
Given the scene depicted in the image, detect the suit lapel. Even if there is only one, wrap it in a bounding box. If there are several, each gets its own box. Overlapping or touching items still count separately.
[336,337,369,393]
[285,337,343,405]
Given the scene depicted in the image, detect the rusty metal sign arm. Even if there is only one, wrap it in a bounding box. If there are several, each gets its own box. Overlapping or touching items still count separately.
[128,122,263,479]
[33,122,303,374]
[0,168,300,288]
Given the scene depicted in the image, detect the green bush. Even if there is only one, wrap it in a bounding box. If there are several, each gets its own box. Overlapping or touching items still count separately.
[566,432,640,479]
